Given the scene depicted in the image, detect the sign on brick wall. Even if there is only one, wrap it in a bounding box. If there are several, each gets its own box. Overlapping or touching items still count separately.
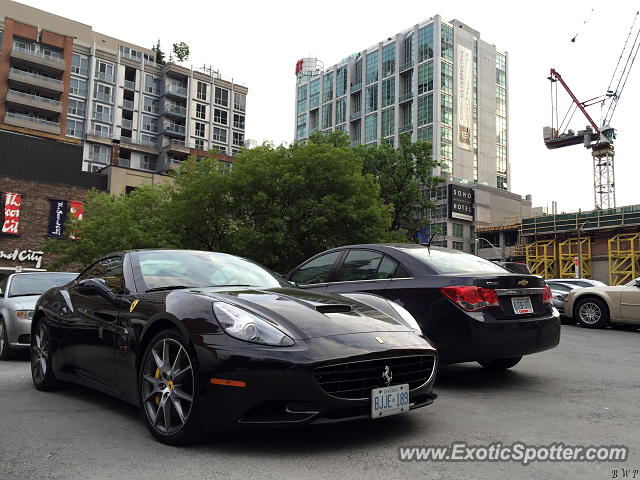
[2,192,21,235]
[47,199,68,238]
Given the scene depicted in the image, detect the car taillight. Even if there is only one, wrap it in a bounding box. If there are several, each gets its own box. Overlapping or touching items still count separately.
[440,286,500,312]
[542,285,553,304]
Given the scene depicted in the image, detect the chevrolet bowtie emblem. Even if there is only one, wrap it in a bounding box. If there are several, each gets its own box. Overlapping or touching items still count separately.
[374,336,384,344]
[517,279,529,287]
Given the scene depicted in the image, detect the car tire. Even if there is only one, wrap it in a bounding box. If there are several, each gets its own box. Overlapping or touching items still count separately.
[575,297,609,329]
[478,356,522,370]
[139,329,202,446]
[0,317,16,361]
[31,317,62,391]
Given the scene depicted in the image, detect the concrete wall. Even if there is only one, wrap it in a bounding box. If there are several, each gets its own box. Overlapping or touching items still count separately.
[102,165,172,196]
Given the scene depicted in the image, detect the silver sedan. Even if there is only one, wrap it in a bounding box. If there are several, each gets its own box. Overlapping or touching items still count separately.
[0,272,77,360]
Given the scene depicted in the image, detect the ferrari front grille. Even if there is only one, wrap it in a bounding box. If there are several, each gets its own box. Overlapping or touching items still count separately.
[314,355,435,400]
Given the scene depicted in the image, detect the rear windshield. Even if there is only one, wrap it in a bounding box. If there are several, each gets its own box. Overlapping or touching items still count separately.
[8,273,77,297]
[402,248,508,275]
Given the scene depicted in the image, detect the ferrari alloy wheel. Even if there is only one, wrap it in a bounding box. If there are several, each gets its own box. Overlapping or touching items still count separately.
[575,298,609,329]
[0,318,14,360]
[478,356,522,370]
[31,318,61,390]
[140,330,201,445]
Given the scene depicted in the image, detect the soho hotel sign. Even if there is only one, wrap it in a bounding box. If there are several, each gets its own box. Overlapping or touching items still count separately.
[448,184,475,222]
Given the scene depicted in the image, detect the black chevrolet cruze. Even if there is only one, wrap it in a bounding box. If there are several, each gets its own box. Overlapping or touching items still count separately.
[31,249,437,445]
[288,244,561,368]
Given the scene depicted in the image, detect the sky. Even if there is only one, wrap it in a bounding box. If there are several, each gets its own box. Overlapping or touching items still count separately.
[19,0,640,213]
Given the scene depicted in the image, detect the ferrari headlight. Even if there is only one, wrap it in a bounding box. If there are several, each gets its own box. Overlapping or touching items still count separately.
[213,303,294,346]
[16,310,34,320]
[386,300,423,335]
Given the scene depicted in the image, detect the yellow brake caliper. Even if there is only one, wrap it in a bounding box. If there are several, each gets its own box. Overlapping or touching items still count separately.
[155,368,161,405]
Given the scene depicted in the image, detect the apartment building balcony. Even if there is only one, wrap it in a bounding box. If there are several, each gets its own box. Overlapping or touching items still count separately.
[350,82,362,93]
[161,138,190,154]
[94,91,114,104]
[119,135,160,154]
[399,61,413,73]
[162,102,186,119]
[95,71,115,84]
[399,123,413,134]
[86,127,112,139]
[124,80,135,91]
[121,118,133,130]
[8,68,64,94]
[350,111,362,121]
[162,122,186,137]
[399,91,413,103]
[117,158,131,168]
[122,99,135,111]
[164,84,188,99]
[10,46,66,72]
[92,112,113,123]
[4,111,60,134]
[6,89,62,114]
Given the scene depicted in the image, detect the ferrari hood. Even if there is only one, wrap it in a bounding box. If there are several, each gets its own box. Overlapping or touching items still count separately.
[186,287,412,340]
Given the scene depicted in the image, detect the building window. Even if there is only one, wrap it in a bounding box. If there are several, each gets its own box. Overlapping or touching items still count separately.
[441,125,453,159]
[441,24,454,62]
[233,131,244,146]
[365,49,379,84]
[323,72,333,103]
[382,77,395,108]
[336,66,347,97]
[309,79,320,109]
[197,81,207,101]
[296,113,307,139]
[215,87,229,106]
[195,122,205,137]
[497,116,507,145]
[213,126,227,143]
[71,53,89,76]
[69,78,87,97]
[417,94,433,126]
[194,138,205,150]
[452,223,464,238]
[94,83,113,103]
[497,175,508,190]
[92,123,111,137]
[67,98,85,117]
[403,32,413,67]
[496,52,507,87]
[89,143,110,163]
[95,60,114,83]
[141,155,157,171]
[381,108,394,137]
[352,59,362,86]
[382,42,395,78]
[214,108,228,125]
[234,92,246,112]
[335,98,346,125]
[365,84,378,113]
[196,103,207,120]
[417,125,433,142]
[143,96,159,114]
[441,61,453,94]
[441,94,453,125]
[297,83,308,112]
[66,119,84,138]
[233,113,245,129]
[322,104,332,130]
[141,133,156,146]
[452,241,464,251]
[418,24,434,62]
[144,74,160,95]
[142,115,158,133]
[418,62,433,94]
[364,113,377,143]
[93,104,112,123]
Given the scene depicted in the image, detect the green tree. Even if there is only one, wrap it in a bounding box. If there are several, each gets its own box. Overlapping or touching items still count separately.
[152,39,165,65]
[229,134,393,272]
[172,42,190,63]
[359,134,442,240]
[170,157,235,252]
[43,186,177,269]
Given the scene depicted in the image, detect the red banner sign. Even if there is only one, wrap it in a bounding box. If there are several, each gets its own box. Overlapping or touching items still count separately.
[68,201,84,239]
[2,192,21,235]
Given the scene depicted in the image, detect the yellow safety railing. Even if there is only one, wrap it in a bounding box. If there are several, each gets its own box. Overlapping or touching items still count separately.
[558,237,591,279]
[526,240,557,278]
[608,233,640,285]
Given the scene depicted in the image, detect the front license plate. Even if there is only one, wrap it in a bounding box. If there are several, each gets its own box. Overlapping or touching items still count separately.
[512,296,533,314]
[371,384,410,419]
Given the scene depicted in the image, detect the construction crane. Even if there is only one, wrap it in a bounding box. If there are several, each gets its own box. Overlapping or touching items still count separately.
[543,11,640,210]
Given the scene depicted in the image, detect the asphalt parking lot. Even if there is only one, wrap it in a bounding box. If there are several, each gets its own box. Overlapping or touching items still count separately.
[0,325,638,480]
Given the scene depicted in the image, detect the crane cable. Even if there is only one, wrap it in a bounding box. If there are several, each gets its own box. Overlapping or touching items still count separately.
[602,10,640,125]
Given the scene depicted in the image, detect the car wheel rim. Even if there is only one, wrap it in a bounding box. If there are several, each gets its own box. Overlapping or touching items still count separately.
[31,323,49,382]
[142,338,194,436]
[579,302,601,324]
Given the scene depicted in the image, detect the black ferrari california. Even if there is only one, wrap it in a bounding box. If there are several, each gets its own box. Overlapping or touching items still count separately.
[287,244,561,368]
[31,249,438,445]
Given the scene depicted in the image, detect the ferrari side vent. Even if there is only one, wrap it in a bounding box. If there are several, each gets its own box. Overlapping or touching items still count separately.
[315,304,352,314]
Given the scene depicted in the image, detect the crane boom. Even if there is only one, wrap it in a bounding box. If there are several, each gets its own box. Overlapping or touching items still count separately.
[549,69,600,133]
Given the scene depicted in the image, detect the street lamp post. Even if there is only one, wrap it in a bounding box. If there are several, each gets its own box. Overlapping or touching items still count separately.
[577,221,588,279]
[475,237,504,262]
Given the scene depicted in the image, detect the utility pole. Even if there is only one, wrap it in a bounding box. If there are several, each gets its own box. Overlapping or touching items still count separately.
[577,221,588,278]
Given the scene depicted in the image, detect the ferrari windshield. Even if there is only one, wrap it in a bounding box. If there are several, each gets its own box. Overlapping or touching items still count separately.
[134,250,292,291]
[8,272,77,297]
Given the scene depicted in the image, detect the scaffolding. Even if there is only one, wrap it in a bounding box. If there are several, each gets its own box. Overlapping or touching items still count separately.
[608,233,640,285]
[558,237,591,279]
[526,240,557,278]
